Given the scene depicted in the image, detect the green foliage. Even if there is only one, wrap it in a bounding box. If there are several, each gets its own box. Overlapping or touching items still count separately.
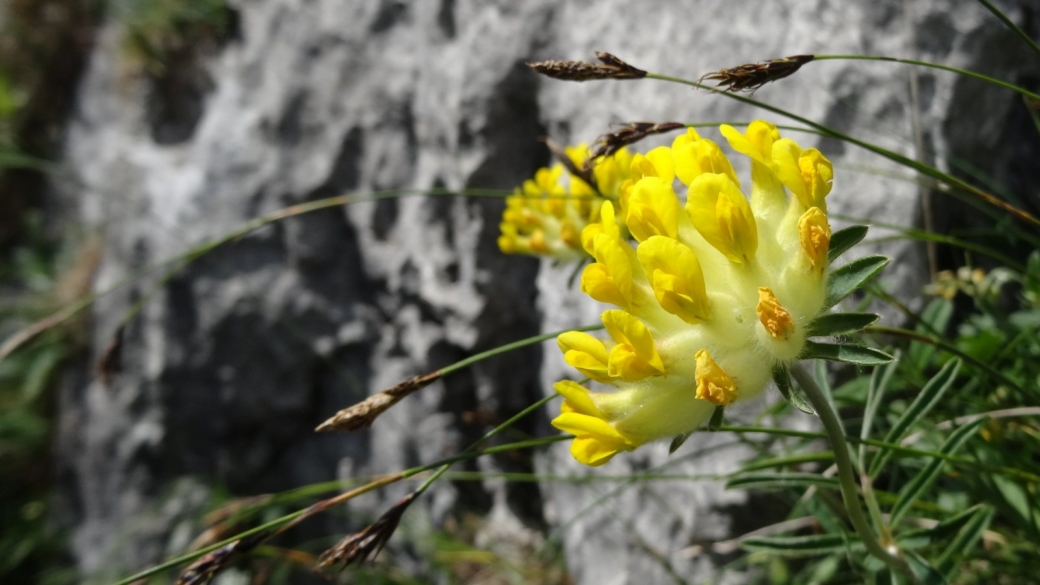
[118,0,234,74]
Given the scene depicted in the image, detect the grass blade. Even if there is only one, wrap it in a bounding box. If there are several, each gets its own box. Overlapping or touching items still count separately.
[935,505,994,576]
[740,534,848,557]
[726,472,840,491]
[890,419,985,525]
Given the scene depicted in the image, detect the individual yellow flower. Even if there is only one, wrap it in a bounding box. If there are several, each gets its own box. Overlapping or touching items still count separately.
[551,121,838,465]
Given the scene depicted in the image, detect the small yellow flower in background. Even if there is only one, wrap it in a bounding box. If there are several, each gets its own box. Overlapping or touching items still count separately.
[498,144,639,261]
[551,120,837,466]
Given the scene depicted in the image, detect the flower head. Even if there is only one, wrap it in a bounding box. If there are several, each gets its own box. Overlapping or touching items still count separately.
[552,121,837,465]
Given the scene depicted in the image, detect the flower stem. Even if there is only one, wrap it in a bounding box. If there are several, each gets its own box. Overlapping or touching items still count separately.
[790,363,914,579]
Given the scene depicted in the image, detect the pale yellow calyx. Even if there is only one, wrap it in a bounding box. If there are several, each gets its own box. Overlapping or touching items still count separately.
[757,287,795,340]
[694,350,737,406]
[798,207,831,271]
[626,177,680,242]
[602,310,665,380]
[687,173,758,264]
[636,236,710,324]
[557,332,612,383]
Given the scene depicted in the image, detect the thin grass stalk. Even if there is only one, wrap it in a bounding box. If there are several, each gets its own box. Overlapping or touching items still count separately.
[976,0,1040,59]
[645,72,1040,231]
[112,435,569,585]
[811,54,1040,101]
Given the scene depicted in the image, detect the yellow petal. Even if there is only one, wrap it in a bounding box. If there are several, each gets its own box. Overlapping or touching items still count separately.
[686,173,758,264]
[625,177,680,242]
[799,148,833,209]
[580,263,628,309]
[636,236,710,323]
[557,332,612,383]
[647,146,676,184]
[674,138,740,187]
[757,287,795,340]
[670,127,702,150]
[601,310,665,379]
[552,411,635,466]
[720,120,780,167]
[694,350,737,406]
[774,140,833,210]
[553,379,601,417]
[798,207,831,271]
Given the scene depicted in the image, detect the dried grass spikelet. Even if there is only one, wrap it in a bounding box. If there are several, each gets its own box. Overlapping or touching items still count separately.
[527,51,646,82]
[586,121,686,164]
[701,54,814,94]
[317,493,416,572]
[176,531,271,585]
[544,137,598,191]
[316,371,441,432]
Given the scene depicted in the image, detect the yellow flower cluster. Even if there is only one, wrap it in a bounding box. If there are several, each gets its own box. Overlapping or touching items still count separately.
[498,144,636,261]
[551,121,835,466]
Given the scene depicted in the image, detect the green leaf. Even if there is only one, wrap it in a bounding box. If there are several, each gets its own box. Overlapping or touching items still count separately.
[739,451,834,473]
[827,225,869,262]
[890,419,984,525]
[936,505,994,576]
[772,364,814,414]
[904,551,949,585]
[858,352,899,466]
[869,359,962,477]
[825,255,889,308]
[806,312,880,337]
[898,504,990,550]
[707,405,725,431]
[741,533,848,557]
[799,341,894,366]
[726,472,840,491]
[669,432,691,454]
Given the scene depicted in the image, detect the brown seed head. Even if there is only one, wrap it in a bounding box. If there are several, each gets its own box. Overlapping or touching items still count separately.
[586,121,686,166]
[701,55,815,94]
[527,51,646,82]
[315,371,441,432]
[317,493,416,572]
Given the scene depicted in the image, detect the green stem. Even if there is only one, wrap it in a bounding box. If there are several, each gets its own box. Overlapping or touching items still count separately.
[790,364,913,579]
[812,54,1040,101]
[415,393,559,494]
[645,72,1040,231]
[976,0,1040,59]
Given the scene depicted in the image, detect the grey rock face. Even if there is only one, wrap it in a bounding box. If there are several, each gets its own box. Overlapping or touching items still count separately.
[56,0,1038,582]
